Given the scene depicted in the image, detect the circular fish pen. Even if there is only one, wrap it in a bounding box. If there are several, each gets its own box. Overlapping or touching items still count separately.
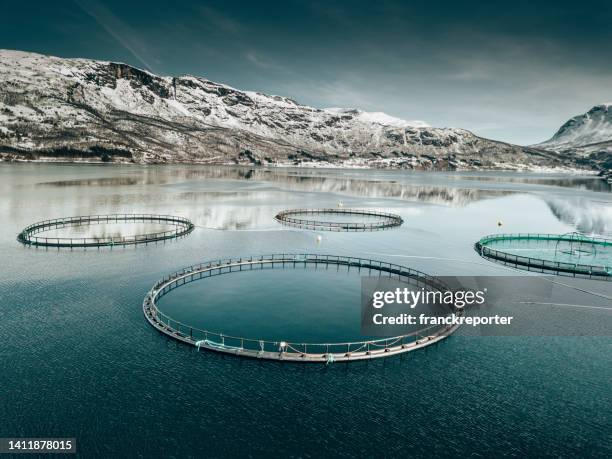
[143,254,460,363]
[17,214,195,248]
[475,233,612,280]
[274,208,403,232]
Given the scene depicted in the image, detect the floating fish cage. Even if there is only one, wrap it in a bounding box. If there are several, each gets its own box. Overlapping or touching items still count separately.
[475,233,612,280]
[274,208,403,232]
[143,254,460,363]
[17,214,195,248]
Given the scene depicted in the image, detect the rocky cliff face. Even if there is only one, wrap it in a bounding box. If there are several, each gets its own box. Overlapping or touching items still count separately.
[0,50,574,169]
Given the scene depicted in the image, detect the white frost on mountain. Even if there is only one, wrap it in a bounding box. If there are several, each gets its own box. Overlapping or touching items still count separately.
[0,49,571,169]
[535,104,612,152]
[324,107,429,128]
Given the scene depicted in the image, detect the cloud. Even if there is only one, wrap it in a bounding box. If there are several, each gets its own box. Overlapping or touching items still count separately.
[74,0,154,71]
[245,52,270,68]
[244,51,290,72]
[198,6,242,33]
[444,65,492,81]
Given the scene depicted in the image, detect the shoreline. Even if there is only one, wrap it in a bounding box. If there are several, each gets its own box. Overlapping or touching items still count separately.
[0,156,601,176]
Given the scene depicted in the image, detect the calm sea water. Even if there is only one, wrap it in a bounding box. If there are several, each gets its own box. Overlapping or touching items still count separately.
[0,164,610,457]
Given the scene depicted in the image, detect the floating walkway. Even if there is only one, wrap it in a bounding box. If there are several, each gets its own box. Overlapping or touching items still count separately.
[475,233,612,280]
[274,208,403,232]
[143,254,460,363]
[17,214,194,248]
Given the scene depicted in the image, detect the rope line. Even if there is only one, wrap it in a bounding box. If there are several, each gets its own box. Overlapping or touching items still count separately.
[519,302,612,311]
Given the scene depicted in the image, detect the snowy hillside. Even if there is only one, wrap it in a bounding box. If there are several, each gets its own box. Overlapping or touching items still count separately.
[535,104,612,152]
[323,107,429,128]
[534,104,612,173]
[0,49,571,169]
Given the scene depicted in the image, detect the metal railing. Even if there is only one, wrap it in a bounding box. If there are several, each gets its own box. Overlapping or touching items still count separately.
[143,254,460,363]
[478,232,612,246]
[475,233,612,280]
[274,208,403,232]
[17,214,195,247]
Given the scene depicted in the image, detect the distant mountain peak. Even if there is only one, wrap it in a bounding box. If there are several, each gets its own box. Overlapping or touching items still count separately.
[535,104,612,151]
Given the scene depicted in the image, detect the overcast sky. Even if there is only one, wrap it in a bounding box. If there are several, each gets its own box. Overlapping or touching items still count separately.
[2,0,611,145]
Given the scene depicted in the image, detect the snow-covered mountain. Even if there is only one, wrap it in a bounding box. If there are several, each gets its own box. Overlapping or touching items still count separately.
[0,49,572,169]
[323,107,429,129]
[534,104,612,175]
[536,104,612,152]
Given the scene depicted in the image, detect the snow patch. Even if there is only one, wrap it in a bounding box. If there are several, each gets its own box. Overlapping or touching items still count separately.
[325,107,429,128]
[165,98,192,117]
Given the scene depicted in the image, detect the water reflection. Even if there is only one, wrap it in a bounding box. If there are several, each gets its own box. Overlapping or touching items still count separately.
[2,165,611,236]
[36,177,145,187]
[33,166,261,188]
[450,173,611,192]
[43,222,175,239]
[274,178,511,205]
[546,198,612,236]
[161,168,514,206]
[29,165,516,206]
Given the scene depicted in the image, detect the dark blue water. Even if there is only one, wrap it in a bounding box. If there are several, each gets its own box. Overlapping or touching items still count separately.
[158,267,367,343]
[0,164,610,457]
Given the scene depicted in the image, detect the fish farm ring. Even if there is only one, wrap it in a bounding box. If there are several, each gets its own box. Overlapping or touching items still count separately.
[475,233,612,280]
[143,254,461,363]
[17,214,195,247]
[274,208,403,231]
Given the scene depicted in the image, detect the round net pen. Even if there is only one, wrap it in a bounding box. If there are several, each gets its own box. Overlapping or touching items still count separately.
[274,208,403,232]
[143,253,461,363]
[17,214,195,248]
[475,232,612,280]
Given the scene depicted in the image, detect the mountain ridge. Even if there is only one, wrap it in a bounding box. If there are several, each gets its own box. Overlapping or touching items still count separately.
[535,104,612,150]
[534,104,612,175]
[0,49,584,170]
